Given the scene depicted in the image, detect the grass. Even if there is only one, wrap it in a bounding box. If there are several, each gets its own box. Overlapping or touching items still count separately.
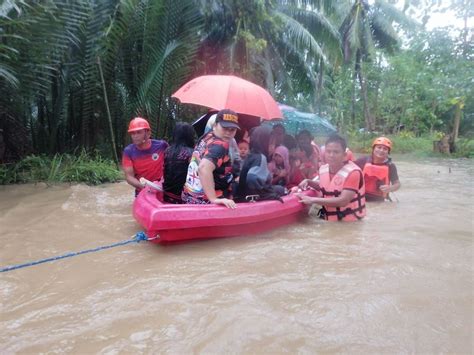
[347,132,474,158]
[0,150,122,185]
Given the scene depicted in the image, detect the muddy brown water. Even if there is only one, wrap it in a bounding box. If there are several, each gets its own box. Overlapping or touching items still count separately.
[1,157,472,353]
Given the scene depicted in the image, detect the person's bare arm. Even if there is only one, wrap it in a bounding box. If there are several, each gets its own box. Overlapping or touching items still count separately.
[199,159,236,209]
[298,177,321,191]
[297,189,356,207]
[380,180,401,193]
[123,166,143,190]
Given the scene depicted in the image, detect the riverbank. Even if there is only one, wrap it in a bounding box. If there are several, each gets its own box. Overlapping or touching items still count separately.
[0,150,121,185]
[1,135,472,185]
[346,133,474,157]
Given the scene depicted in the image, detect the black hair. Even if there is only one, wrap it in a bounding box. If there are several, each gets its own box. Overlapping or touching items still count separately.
[297,142,313,158]
[249,125,272,158]
[325,134,347,151]
[171,122,195,148]
[282,134,297,150]
[296,129,313,140]
[272,123,285,132]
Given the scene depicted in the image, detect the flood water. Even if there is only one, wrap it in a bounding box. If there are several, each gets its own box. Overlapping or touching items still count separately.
[1,157,472,353]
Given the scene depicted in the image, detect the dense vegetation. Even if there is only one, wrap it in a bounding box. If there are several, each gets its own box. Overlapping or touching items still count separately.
[1,0,472,177]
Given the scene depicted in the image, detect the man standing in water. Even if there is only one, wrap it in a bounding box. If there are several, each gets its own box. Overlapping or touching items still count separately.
[182,109,239,209]
[355,137,400,202]
[296,134,366,221]
[122,117,168,195]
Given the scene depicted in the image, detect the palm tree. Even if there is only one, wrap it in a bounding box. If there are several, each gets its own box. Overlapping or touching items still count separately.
[339,0,416,131]
[0,0,202,161]
[194,0,341,110]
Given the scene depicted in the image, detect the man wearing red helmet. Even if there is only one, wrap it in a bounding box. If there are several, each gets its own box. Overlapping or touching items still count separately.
[355,136,401,201]
[122,117,168,194]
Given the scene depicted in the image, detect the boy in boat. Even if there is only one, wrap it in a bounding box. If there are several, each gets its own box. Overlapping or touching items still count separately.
[122,117,168,195]
[355,137,400,202]
[181,109,240,209]
[296,134,366,222]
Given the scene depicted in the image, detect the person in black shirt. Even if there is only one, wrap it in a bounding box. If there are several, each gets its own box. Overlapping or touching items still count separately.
[163,123,195,203]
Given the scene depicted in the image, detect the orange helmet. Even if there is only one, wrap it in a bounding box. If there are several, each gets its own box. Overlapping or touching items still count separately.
[128,117,150,132]
[372,137,392,151]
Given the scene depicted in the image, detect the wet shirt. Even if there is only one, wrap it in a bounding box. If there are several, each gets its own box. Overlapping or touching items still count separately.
[182,133,232,204]
[122,139,168,181]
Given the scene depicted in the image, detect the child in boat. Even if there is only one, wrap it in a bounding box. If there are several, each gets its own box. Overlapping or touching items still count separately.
[268,145,290,187]
[287,154,305,189]
[295,130,320,176]
[163,122,195,203]
[238,139,250,163]
[230,139,250,193]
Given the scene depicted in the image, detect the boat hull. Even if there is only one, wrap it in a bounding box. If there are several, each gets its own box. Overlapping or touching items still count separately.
[133,186,315,243]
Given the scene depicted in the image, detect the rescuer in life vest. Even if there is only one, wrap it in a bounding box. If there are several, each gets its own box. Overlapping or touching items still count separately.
[295,134,366,222]
[355,136,401,202]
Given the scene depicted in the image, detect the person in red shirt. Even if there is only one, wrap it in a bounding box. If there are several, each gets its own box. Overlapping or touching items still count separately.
[296,134,365,221]
[122,117,168,195]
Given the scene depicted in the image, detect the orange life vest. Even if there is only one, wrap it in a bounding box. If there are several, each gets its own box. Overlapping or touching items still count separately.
[318,161,366,221]
[362,162,389,199]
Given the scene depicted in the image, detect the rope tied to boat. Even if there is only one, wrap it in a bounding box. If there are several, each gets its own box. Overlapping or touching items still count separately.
[0,231,157,273]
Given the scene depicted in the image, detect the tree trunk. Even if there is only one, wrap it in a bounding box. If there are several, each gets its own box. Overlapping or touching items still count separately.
[355,53,374,131]
[315,57,324,115]
[263,47,275,96]
[452,101,462,141]
[351,69,356,127]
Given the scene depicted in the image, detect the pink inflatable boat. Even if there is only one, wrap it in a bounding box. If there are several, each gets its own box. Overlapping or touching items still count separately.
[133,185,315,244]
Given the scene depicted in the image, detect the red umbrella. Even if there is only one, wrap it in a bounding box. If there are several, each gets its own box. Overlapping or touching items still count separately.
[172,75,282,120]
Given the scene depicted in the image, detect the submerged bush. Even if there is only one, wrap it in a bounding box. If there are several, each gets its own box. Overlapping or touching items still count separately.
[0,151,122,185]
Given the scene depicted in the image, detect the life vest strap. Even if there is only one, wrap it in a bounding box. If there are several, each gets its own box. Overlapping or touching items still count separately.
[323,205,366,220]
[320,188,340,197]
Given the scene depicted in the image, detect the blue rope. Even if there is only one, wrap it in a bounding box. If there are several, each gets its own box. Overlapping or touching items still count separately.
[0,231,151,273]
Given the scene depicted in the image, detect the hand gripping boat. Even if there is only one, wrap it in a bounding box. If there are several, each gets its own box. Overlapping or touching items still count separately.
[133,181,316,244]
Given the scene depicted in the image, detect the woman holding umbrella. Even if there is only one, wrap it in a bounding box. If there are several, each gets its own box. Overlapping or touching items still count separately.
[181,109,240,209]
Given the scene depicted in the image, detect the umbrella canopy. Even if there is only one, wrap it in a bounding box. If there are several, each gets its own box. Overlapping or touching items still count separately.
[172,75,282,120]
[265,104,337,137]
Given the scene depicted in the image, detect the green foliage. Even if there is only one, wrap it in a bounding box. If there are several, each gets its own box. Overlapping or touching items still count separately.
[1,0,202,159]
[0,152,121,185]
[0,0,471,166]
[348,133,437,155]
[195,0,340,106]
[452,138,474,158]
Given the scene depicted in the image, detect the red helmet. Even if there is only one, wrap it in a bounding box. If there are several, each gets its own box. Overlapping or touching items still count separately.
[372,137,392,151]
[128,117,150,132]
